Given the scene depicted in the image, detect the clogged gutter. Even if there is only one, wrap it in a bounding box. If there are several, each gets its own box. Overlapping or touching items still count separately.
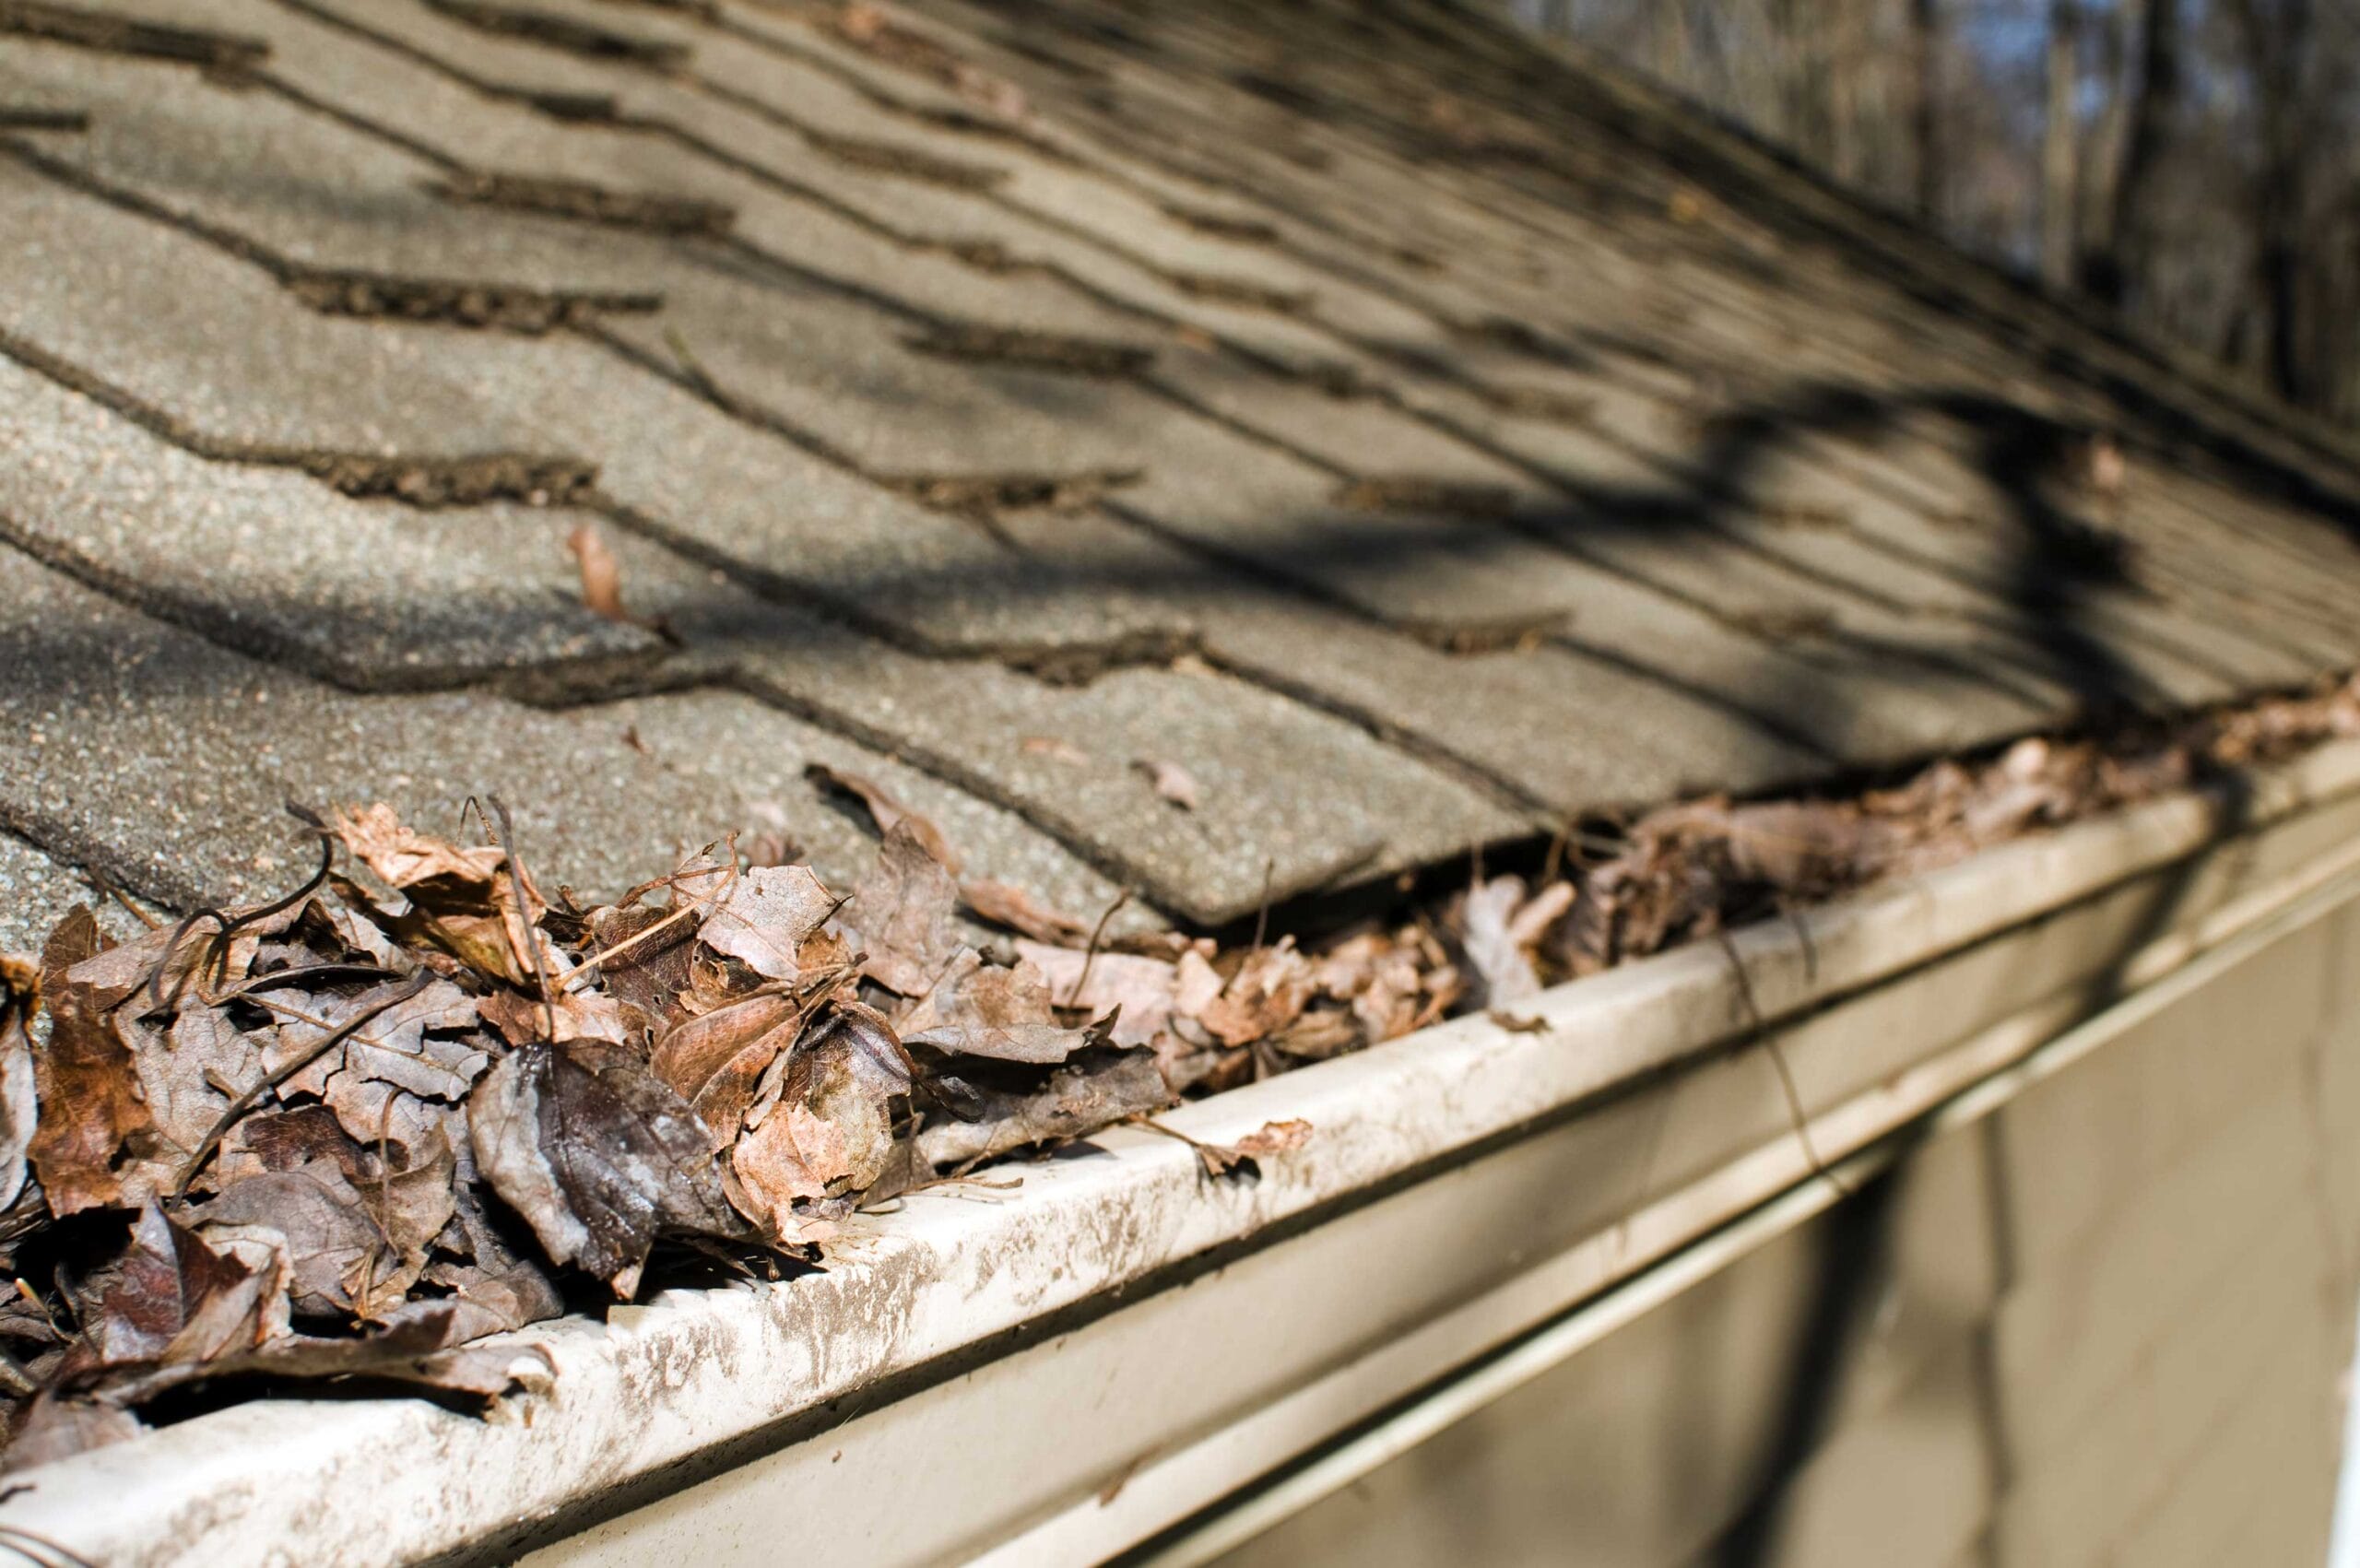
[2,674,2357,1473]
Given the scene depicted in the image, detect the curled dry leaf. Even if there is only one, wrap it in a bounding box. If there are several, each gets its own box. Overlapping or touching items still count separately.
[915,1048,1171,1172]
[329,804,554,987]
[566,524,630,624]
[1459,877,1541,1008]
[1132,757,1202,810]
[806,763,962,875]
[469,1040,745,1297]
[1195,941,1315,1047]
[1190,1116,1314,1178]
[0,966,39,1211]
[961,878,1092,947]
[650,990,800,1149]
[2,1396,144,1473]
[697,864,837,983]
[64,1206,288,1380]
[28,909,154,1216]
[901,949,1105,1064]
[844,823,964,996]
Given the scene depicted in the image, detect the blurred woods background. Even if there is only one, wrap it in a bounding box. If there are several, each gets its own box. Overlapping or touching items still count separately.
[1513,0,2360,429]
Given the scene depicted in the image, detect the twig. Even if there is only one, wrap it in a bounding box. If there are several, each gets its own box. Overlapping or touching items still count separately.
[1248,855,1276,954]
[1063,887,1129,1008]
[550,859,738,993]
[143,831,334,1014]
[485,796,555,1041]
[1540,814,1575,888]
[80,865,160,931]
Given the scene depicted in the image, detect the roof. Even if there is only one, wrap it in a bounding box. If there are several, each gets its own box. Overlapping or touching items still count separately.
[4,0,2359,944]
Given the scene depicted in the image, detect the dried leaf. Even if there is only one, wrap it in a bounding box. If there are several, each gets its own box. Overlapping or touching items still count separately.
[275,978,484,1102]
[960,879,1092,946]
[844,824,963,996]
[469,1041,744,1296]
[806,763,962,874]
[4,1396,143,1472]
[914,1048,1169,1171]
[582,901,698,1033]
[1015,942,1178,1048]
[412,1256,564,1345]
[29,910,154,1216]
[698,864,837,983]
[901,950,1103,1064]
[1190,1116,1313,1177]
[479,987,628,1046]
[194,1160,396,1321]
[769,1008,912,1197]
[1459,877,1541,1008]
[1020,735,1090,764]
[86,1303,549,1409]
[649,991,799,1148]
[329,805,552,987]
[1132,757,1201,810]
[1194,942,1316,1047]
[566,524,630,623]
[65,1205,289,1379]
[0,984,38,1211]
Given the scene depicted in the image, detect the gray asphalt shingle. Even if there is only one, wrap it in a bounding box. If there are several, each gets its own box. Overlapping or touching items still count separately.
[3,0,2359,939]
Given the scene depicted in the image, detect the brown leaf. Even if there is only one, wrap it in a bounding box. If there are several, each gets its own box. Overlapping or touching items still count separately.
[1459,876,1541,1008]
[900,950,1103,1064]
[329,804,554,987]
[959,879,1092,946]
[0,981,38,1211]
[4,1396,143,1473]
[844,824,963,996]
[1020,735,1090,764]
[194,1160,399,1322]
[649,991,800,1149]
[724,1105,833,1235]
[914,1048,1170,1171]
[766,1007,912,1198]
[29,909,155,1216]
[566,523,630,623]
[1191,1116,1314,1177]
[86,1303,549,1409]
[479,987,629,1047]
[1193,942,1316,1047]
[698,865,838,983]
[65,1206,289,1380]
[582,901,698,1033]
[468,1040,745,1296]
[1132,757,1201,810]
[412,1256,564,1346]
[1015,941,1179,1048]
[805,763,962,874]
[274,978,485,1103]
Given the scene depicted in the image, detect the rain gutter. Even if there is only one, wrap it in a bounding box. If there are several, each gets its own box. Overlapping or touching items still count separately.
[7,740,2360,1565]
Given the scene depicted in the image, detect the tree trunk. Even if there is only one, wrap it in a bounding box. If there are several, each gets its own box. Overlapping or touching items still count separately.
[1910,0,1941,224]
[2039,0,2081,289]
[2085,0,2179,311]
[2225,0,2317,407]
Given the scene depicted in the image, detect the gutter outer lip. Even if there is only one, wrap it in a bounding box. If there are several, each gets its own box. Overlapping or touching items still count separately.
[8,740,2360,1567]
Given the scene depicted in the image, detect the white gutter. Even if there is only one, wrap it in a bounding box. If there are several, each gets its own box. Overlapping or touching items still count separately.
[7,741,2360,1566]
[1133,850,2360,1565]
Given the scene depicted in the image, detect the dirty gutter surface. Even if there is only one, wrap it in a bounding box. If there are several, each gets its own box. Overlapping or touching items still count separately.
[4,737,2359,1565]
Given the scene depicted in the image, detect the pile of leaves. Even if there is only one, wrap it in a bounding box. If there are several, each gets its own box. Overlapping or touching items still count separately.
[2,675,2354,1472]
[0,798,1220,1472]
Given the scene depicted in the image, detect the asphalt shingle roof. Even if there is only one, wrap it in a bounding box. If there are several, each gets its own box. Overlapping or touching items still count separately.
[5,0,2360,939]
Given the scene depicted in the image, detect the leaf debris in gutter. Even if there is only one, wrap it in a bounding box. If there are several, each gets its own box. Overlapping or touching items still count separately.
[2,676,2358,1466]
